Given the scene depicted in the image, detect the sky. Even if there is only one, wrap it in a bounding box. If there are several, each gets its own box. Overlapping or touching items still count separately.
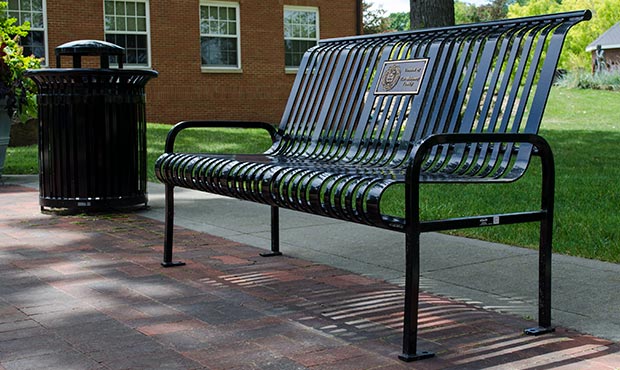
[370,0,490,14]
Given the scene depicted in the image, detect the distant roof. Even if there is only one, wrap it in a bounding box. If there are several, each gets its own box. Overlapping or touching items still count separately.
[586,22,620,52]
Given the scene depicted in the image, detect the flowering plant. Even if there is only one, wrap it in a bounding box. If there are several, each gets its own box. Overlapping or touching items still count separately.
[0,1,41,120]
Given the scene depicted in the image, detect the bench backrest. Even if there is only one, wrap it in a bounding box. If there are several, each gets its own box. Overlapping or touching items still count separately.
[270,11,590,180]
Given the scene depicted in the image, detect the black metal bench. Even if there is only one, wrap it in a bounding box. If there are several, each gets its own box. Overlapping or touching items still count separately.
[155,11,590,361]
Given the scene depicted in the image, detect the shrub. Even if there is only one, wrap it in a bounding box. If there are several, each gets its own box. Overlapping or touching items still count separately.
[0,1,41,120]
[556,69,620,91]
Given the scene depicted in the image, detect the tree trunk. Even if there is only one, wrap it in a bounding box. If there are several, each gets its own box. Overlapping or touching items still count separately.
[409,0,455,29]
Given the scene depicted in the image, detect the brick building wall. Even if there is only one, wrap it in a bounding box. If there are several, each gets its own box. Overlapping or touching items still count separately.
[44,0,359,124]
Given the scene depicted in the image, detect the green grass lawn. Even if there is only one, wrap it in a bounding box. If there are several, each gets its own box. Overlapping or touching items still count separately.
[5,87,619,263]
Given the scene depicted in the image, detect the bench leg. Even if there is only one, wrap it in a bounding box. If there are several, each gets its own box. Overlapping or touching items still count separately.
[260,206,283,257]
[161,184,186,268]
[524,205,554,335]
[399,230,435,362]
[523,219,554,335]
[525,146,555,336]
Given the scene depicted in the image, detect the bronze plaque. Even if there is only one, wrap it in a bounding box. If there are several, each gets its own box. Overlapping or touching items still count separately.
[375,59,428,95]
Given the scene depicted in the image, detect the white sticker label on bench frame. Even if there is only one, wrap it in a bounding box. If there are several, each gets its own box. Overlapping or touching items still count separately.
[375,59,428,95]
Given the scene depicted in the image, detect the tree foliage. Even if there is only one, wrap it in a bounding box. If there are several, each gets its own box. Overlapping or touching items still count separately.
[362,0,390,34]
[508,0,620,70]
[455,0,512,24]
[388,12,410,31]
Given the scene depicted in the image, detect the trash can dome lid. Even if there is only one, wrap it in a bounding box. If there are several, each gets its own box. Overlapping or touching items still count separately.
[55,40,125,57]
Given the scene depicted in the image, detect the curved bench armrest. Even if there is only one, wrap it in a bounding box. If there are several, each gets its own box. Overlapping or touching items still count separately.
[164,120,281,153]
[407,132,553,180]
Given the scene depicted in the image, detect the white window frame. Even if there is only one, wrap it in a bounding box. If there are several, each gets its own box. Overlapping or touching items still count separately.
[283,5,319,73]
[199,1,241,73]
[103,0,152,68]
[4,0,49,65]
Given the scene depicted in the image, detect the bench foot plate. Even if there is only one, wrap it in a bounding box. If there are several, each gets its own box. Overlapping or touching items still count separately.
[398,351,435,362]
[161,261,186,268]
[259,251,283,257]
[524,326,555,336]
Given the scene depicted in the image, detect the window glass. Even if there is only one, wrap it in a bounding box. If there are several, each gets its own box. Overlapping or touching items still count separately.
[104,0,150,67]
[200,2,240,69]
[284,7,319,68]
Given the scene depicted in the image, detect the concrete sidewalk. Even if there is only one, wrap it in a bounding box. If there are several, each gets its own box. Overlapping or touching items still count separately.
[2,175,619,369]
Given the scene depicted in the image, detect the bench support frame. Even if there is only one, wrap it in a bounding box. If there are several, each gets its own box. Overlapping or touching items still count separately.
[259,206,283,257]
[154,10,591,362]
[159,133,556,361]
[162,184,186,268]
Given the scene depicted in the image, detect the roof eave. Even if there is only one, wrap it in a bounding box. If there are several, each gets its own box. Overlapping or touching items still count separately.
[585,43,620,52]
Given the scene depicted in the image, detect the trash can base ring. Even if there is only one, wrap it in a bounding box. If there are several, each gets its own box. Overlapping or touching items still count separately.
[40,194,147,214]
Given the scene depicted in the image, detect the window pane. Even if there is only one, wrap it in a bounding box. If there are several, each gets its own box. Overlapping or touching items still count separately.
[283,10,293,24]
[137,49,148,64]
[219,7,227,21]
[285,53,293,67]
[136,2,146,16]
[116,17,126,30]
[105,16,115,31]
[20,0,31,11]
[298,11,307,24]
[127,17,136,31]
[32,12,43,28]
[105,1,115,15]
[308,27,316,39]
[116,2,125,15]
[136,34,146,49]
[127,49,137,64]
[137,17,146,31]
[127,34,136,48]
[31,29,43,43]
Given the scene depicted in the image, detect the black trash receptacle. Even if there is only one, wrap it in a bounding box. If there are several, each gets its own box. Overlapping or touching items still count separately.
[26,40,158,212]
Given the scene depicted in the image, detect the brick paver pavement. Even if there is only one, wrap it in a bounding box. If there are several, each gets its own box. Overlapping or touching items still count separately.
[1,185,619,369]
